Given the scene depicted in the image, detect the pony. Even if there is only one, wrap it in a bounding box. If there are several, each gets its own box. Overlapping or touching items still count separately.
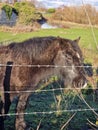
[0,36,86,130]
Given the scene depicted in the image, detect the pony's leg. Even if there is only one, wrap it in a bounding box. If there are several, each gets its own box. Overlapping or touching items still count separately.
[15,93,30,130]
[0,100,4,130]
[0,87,5,114]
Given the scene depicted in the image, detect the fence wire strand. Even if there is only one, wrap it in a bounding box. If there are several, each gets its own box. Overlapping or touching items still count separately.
[0,2,98,130]
[0,64,98,68]
[81,0,98,50]
[0,108,98,117]
[0,87,98,94]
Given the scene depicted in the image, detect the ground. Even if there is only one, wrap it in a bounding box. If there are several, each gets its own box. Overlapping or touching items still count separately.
[0,25,98,130]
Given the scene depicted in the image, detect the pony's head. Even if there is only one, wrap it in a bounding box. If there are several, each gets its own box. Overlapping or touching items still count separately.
[54,37,87,88]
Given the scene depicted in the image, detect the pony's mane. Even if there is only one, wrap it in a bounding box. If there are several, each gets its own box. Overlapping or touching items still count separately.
[5,36,71,57]
[0,44,9,53]
[8,37,56,55]
[0,36,80,61]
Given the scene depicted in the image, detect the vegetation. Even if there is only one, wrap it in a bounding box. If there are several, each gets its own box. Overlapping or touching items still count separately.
[0,2,98,130]
[0,27,98,63]
[14,2,44,25]
[4,83,98,130]
[1,2,44,26]
[48,4,98,25]
[1,3,98,26]
[2,4,13,19]
[47,8,56,13]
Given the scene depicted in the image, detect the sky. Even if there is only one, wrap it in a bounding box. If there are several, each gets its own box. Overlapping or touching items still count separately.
[37,0,98,9]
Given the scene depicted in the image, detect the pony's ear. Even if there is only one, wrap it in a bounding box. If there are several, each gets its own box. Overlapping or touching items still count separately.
[74,37,81,44]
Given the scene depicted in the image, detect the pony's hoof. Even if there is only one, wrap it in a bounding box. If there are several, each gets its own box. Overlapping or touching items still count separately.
[16,121,27,130]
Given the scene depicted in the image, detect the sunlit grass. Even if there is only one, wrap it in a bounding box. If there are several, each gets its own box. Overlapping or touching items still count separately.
[0,27,98,63]
[0,27,98,49]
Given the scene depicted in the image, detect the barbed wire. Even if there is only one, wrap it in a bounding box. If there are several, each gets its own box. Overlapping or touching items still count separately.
[81,0,98,50]
[0,2,98,128]
[0,108,98,117]
[0,64,98,68]
[75,0,98,116]
[0,87,97,94]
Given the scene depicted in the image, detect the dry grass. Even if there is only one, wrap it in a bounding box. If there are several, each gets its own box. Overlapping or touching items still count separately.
[0,25,34,33]
[0,22,41,33]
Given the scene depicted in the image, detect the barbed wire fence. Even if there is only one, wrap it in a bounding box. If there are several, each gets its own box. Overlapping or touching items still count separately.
[0,0,98,129]
[0,63,98,130]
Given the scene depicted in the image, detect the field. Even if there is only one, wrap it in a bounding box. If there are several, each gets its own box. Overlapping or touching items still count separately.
[1,1,98,129]
[0,27,98,64]
[0,27,98,130]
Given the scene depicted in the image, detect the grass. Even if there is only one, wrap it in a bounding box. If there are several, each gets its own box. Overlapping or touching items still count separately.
[0,27,98,49]
[0,27,98,63]
[1,27,98,129]
[4,84,98,130]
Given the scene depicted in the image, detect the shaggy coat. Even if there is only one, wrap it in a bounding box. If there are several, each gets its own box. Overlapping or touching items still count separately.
[0,36,86,130]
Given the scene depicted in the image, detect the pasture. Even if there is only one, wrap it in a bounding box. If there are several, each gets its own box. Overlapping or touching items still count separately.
[0,27,98,64]
[0,27,98,130]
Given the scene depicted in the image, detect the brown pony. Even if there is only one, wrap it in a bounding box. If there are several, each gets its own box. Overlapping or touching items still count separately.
[0,36,86,130]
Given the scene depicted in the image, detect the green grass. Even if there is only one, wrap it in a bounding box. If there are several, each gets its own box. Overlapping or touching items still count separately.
[1,27,98,129]
[4,84,98,130]
[0,27,98,63]
[0,27,98,51]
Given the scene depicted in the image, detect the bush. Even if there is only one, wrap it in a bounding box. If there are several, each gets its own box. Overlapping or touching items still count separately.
[18,5,35,25]
[47,8,55,13]
[13,2,21,14]
[2,4,18,20]
[14,2,35,14]
[2,4,13,19]
[50,5,98,25]
[14,2,43,26]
